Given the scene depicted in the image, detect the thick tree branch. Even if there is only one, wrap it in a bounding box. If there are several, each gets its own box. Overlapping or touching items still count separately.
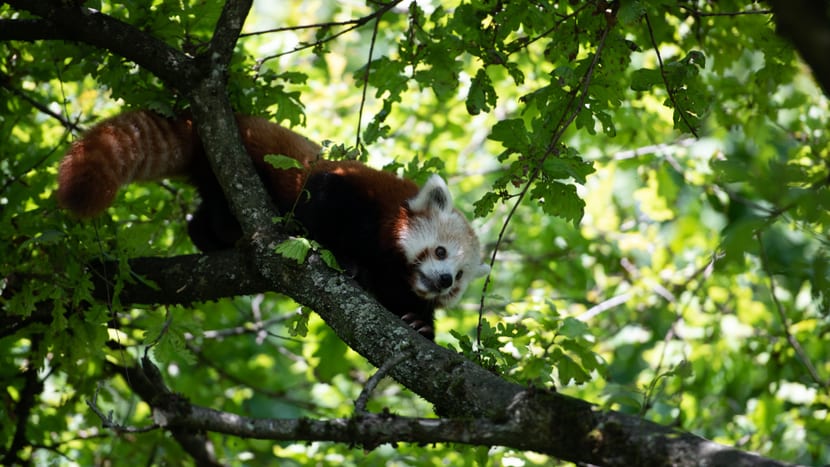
[171,402,552,451]
[2,336,44,466]
[769,0,830,96]
[184,0,278,255]
[84,246,799,466]
[0,18,65,41]
[88,251,267,305]
[2,0,199,89]
[108,359,221,466]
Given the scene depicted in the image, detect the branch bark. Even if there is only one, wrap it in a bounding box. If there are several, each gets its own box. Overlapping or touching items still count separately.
[3,0,199,90]
[769,0,830,96]
[88,251,266,305]
[108,359,221,466]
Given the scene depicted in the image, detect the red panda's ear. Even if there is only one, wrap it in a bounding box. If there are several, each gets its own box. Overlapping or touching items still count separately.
[408,174,453,214]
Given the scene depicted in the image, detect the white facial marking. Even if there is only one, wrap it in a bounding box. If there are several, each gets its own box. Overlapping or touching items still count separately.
[398,175,489,306]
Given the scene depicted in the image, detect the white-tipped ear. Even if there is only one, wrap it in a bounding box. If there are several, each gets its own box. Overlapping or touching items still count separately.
[475,263,490,278]
[408,174,453,214]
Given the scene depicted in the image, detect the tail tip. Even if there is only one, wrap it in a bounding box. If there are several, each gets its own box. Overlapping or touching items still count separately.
[57,159,117,218]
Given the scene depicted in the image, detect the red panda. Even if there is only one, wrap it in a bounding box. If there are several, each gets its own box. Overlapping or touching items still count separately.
[57,110,490,339]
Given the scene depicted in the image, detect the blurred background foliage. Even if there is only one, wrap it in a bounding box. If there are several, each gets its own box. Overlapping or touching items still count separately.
[1,0,828,465]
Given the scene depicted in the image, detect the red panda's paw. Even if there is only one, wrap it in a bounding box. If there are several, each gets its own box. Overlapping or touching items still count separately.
[401,312,434,340]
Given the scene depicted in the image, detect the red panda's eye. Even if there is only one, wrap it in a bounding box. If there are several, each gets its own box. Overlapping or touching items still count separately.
[455,270,464,281]
[435,246,447,259]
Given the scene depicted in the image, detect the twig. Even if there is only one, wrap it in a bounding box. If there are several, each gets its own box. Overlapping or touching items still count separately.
[251,1,402,68]
[678,5,772,18]
[184,342,320,410]
[477,17,613,349]
[610,137,697,161]
[354,352,409,414]
[144,308,174,349]
[185,316,287,340]
[755,231,828,388]
[0,72,82,132]
[643,13,699,138]
[85,384,159,434]
[0,142,64,197]
[354,4,384,153]
[578,293,633,322]
[504,3,592,56]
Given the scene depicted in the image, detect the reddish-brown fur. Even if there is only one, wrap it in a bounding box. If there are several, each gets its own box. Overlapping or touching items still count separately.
[57,110,482,340]
[57,111,418,236]
[57,111,196,217]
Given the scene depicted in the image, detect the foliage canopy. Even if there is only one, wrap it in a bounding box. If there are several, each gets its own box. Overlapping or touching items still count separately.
[1,1,829,465]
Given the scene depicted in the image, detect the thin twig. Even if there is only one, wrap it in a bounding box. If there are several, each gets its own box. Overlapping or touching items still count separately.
[0,71,82,132]
[504,3,592,56]
[185,343,320,410]
[643,13,699,138]
[85,384,159,434]
[354,5,384,153]
[477,20,613,349]
[678,5,772,18]
[354,352,409,414]
[251,1,401,67]
[755,231,828,388]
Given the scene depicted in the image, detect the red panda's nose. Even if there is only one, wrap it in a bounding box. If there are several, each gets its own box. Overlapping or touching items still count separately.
[438,273,453,289]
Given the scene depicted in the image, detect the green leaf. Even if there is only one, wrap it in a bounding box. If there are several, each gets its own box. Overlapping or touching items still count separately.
[630,68,661,91]
[473,191,501,218]
[467,68,497,115]
[558,317,590,339]
[313,328,349,383]
[144,311,197,365]
[489,119,530,153]
[275,237,312,264]
[542,154,595,184]
[618,1,646,25]
[287,306,312,337]
[264,154,304,170]
[530,181,586,225]
[357,57,408,103]
[555,351,591,385]
[319,249,342,271]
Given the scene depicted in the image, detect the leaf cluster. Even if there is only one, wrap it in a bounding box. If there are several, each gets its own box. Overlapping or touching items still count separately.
[2,0,830,465]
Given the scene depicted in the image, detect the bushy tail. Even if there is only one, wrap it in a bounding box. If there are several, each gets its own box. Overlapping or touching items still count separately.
[57,110,197,218]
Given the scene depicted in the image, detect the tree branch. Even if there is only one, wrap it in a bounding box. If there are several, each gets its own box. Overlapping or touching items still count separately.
[643,13,700,138]
[88,251,268,306]
[171,404,549,452]
[185,0,279,257]
[2,335,44,466]
[84,246,798,466]
[0,18,65,41]
[3,0,199,89]
[769,0,830,96]
[108,358,221,466]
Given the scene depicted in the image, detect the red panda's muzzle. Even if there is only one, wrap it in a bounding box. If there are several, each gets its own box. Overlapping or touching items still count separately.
[413,270,460,304]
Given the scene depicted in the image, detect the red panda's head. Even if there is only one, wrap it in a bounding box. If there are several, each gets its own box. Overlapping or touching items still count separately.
[399,175,490,307]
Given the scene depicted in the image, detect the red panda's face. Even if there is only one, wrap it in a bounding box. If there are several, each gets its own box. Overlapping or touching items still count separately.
[399,175,490,306]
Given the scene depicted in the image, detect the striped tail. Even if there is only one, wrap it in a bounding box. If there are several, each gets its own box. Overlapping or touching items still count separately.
[57,110,197,218]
